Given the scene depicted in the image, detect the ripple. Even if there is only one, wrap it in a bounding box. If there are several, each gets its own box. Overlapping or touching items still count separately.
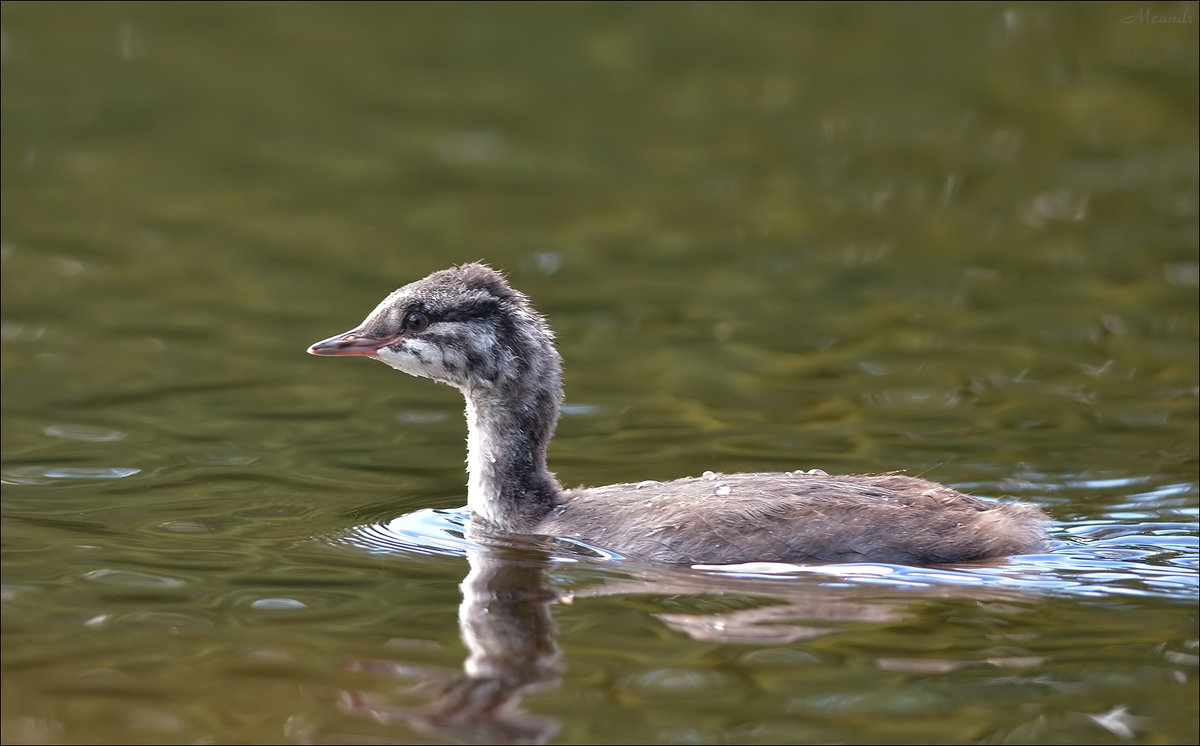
[696,562,896,577]
[43,424,127,442]
[186,451,259,467]
[2,465,142,485]
[250,598,308,610]
[1124,482,1198,502]
[45,466,141,479]
[225,589,363,616]
[154,521,212,534]
[82,569,185,588]
[624,668,742,705]
[329,507,625,562]
[689,531,1199,601]
[562,402,606,416]
[2,467,58,486]
[0,322,44,342]
[1066,475,1153,490]
[120,610,215,628]
[323,509,1197,602]
[333,508,479,557]
[997,472,1155,494]
[81,610,216,629]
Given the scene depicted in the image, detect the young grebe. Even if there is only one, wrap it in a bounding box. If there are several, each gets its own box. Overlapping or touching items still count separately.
[307,263,1048,565]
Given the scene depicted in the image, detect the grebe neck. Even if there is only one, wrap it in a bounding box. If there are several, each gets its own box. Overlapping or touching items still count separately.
[464,380,563,531]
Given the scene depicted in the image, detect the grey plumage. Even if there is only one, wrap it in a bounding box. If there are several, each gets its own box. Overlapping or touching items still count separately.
[308,263,1049,566]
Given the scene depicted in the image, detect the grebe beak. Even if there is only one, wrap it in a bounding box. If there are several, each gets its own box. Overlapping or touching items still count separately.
[307,328,399,357]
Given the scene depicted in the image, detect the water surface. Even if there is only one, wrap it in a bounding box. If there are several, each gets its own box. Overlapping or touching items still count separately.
[2,3,1197,744]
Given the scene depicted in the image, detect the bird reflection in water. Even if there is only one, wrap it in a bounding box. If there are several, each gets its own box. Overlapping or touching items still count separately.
[340,540,564,744]
[332,524,1038,744]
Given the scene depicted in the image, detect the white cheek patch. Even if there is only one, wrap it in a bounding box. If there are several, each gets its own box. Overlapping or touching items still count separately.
[375,341,435,379]
[374,343,422,376]
[370,318,506,391]
[374,336,473,388]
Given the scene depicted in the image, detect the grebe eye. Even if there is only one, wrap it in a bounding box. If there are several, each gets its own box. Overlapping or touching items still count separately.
[405,311,430,332]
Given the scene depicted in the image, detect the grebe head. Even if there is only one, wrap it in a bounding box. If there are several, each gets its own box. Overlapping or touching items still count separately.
[307,263,561,396]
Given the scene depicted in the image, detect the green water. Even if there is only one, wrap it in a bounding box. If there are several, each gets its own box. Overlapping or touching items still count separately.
[2,3,1197,744]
